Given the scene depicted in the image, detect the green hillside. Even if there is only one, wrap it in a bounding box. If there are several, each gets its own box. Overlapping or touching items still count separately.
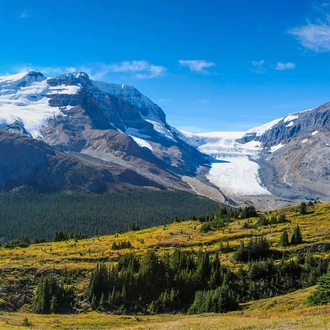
[0,201,330,328]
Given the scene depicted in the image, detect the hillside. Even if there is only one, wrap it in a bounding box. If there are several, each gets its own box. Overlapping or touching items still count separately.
[0,190,220,241]
[0,201,330,328]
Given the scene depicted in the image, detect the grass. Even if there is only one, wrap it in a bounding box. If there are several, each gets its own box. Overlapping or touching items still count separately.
[0,288,330,329]
[1,202,330,328]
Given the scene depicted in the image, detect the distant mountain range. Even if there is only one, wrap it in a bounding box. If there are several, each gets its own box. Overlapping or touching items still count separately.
[0,71,329,209]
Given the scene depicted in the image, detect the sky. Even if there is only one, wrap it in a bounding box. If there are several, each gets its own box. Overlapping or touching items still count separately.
[1,0,330,132]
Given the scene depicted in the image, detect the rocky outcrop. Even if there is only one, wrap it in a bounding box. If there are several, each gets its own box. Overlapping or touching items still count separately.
[0,129,168,192]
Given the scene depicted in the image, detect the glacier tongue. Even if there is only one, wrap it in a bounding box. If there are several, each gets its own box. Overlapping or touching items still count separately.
[181,130,271,197]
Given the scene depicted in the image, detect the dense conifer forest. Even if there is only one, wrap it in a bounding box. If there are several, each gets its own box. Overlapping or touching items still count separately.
[0,190,220,241]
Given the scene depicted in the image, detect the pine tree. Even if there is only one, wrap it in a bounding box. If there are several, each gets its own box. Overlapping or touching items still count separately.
[308,268,330,305]
[279,230,289,247]
[50,295,57,313]
[299,202,307,214]
[291,225,303,245]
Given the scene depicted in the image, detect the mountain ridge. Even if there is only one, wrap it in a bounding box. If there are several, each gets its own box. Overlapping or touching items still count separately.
[0,70,329,208]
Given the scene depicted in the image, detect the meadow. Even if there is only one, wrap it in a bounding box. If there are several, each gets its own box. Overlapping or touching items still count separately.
[0,201,330,328]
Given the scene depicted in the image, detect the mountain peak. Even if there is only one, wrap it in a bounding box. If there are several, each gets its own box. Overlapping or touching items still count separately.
[47,72,92,88]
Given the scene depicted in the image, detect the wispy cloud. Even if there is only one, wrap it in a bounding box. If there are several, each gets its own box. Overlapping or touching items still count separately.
[275,62,296,70]
[14,65,77,76]
[19,9,29,19]
[14,61,166,81]
[289,22,330,52]
[108,60,166,79]
[251,59,266,74]
[289,3,330,52]
[178,60,215,73]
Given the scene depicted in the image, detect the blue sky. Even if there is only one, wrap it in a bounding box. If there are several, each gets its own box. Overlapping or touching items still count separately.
[1,0,330,132]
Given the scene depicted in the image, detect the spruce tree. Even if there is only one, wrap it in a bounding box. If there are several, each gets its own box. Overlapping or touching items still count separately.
[279,230,289,247]
[291,225,303,245]
[308,269,330,305]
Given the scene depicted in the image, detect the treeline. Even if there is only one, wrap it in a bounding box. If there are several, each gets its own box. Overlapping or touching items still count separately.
[85,249,236,314]
[82,248,329,315]
[0,190,220,241]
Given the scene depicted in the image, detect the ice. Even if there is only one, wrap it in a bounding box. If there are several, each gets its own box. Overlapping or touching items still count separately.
[181,130,270,196]
[284,114,299,122]
[0,72,81,138]
[245,117,282,136]
[206,155,271,196]
[129,135,153,151]
[125,127,151,139]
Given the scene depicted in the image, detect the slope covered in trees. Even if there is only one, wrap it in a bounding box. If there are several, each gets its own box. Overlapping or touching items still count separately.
[0,190,220,241]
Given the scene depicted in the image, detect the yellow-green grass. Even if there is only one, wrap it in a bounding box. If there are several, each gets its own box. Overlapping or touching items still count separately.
[1,202,329,273]
[1,287,330,329]
[1,202,330,329]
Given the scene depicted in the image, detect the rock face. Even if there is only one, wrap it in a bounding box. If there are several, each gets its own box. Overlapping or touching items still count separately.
[0,128,173,192]
[256,104,330,201]
[181,104,330,208]
[1,70,330,207]
[0,71,206,194]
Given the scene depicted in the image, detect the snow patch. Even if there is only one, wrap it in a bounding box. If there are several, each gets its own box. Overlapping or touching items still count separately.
[284,114,299,122]
[125,127,151,139]
[270,143,284,153]
[48,85,81,95]
[143,116,177,142]
[302,139,308,144]
[245,117,282,136]
[312,131,319,136]
[285,121,294,127]
[129,136,153,151]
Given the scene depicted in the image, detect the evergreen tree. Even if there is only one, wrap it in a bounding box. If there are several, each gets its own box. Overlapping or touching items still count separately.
[308,268,330,305]
[279,230,289,247]
[299,202,307,215]
[291,225,303,245]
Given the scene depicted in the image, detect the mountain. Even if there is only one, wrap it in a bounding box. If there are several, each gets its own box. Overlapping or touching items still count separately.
[0,71,208,194]
[1,70,329,209]
[181,104,330,208]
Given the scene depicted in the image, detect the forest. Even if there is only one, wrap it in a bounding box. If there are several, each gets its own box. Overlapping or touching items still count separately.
[0,189,220,241]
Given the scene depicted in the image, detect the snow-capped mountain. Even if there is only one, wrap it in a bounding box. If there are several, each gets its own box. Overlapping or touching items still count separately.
[1,70,330,208]
[0,71,207,194]
[180,104,330,208]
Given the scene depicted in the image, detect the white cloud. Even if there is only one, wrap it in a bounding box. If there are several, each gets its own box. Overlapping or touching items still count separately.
[275,62,296,70]
[252,60,265,67]
[14,65,77,76]
[13,61,166,81]
[178,60,215,73]
[289,21,330,52]
[102,60,166,80]
[251,59,266,74]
